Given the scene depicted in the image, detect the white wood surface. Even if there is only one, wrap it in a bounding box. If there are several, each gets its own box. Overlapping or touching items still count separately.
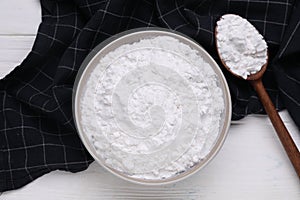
[0,0,40,35]
[0,1,299,199]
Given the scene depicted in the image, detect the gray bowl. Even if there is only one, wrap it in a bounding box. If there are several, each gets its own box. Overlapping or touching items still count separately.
[72,28,232,185]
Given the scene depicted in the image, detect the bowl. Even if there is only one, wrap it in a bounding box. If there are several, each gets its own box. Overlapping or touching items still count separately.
[72,28,231,185]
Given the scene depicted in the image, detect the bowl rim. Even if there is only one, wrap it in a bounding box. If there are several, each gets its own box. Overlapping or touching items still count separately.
[72,27,232,185]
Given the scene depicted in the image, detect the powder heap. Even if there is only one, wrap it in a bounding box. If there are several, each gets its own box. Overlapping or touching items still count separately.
[79,35,225,180]
[216,14,268,79]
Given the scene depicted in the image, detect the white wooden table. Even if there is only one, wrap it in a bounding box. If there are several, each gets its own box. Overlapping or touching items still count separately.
[0,1,299,199]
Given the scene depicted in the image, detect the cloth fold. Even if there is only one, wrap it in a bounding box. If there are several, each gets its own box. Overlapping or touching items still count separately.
[1,0,299,192]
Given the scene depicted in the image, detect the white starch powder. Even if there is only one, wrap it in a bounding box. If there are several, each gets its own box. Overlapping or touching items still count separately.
[79,35,225,180]
[216,14,268,79]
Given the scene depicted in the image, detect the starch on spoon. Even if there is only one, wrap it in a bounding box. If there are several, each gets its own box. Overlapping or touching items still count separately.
[216,14,268,79]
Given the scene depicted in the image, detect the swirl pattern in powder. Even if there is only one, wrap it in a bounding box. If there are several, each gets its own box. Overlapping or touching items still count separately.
[79,35,225,180]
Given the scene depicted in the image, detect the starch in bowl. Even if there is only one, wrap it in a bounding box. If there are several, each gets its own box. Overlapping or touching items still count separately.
[73,28,231,184]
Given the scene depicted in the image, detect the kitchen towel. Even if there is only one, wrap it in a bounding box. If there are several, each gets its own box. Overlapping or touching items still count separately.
[1,0,300,192]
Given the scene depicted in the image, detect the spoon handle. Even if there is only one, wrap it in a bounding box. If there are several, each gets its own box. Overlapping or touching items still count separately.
[250,79,300,178]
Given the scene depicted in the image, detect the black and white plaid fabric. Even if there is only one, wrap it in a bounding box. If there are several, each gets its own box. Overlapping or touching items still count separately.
[1,0,299,192]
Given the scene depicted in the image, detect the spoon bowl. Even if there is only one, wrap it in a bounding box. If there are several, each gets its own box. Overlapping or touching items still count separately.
[246,63,267,81]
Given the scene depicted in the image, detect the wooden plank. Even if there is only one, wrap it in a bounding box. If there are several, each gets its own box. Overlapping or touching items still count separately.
[0,0,41,35]
[0,36,35,78]
[1,113,300,199]
[278,111,300,151]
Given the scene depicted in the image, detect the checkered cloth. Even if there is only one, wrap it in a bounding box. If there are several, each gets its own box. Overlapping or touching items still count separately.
[1,0,300,192]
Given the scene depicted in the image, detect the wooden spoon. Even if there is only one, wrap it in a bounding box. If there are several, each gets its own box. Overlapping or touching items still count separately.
[215,17,300,178]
